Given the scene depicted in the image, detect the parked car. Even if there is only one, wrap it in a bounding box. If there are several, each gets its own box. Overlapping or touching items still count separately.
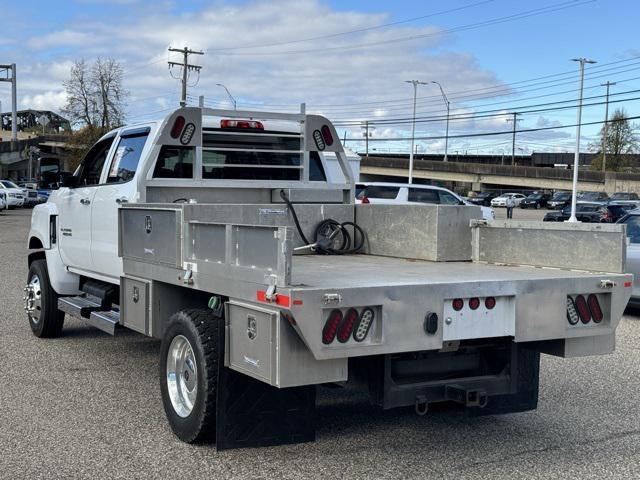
[547,191,572,209]
[15,181,41,207]
[578,191,609,203]
[466,191,499,206]
[617,209,640,307]
[490,193,526,208]
[356,182,495,220]
[520,192,550,209]
[609,192,639,201]
[0,180,26,208]
[0,191,6,211]
[543,203,626,223]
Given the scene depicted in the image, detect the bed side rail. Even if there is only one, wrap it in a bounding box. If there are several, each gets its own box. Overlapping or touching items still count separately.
[471,220,627,273]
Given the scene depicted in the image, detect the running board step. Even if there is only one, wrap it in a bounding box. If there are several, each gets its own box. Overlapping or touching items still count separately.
[58,296,121,335]
[58,295,103,318]
[87,309,120,335]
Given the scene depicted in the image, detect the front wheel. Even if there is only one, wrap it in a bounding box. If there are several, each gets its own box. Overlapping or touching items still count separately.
[25,259,65,338]
[160,309,222,443]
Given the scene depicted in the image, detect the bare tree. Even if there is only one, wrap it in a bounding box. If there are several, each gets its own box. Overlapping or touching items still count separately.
[92,58,126,129]
[62,57,128,129]
[62,59,98,128]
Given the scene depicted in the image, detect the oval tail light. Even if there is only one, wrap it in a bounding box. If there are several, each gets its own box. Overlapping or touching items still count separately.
[587,294,603,323]
[567,296,579,325]
[485,297,496,309]
[321,125,334,146]
[170,115,186,138]
[469,297,480,310]
[322,309,343,345]
[452,298,464,311]
[353,308,375,342]
[337,308,359,343]
[574,295,591,324]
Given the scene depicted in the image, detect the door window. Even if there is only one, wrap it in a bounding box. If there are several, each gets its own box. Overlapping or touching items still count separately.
[438,191,461,205]
[408,188,439,203]
[623,215,640,243]
[107,130,149,183]
[76,136,115,186]
[357,185,400,200]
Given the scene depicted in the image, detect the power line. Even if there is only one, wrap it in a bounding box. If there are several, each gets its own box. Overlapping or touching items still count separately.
[168,46,204,107]
[208,0,595,56]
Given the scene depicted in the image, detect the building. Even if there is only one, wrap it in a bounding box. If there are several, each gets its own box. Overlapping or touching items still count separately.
[1,109,71,135]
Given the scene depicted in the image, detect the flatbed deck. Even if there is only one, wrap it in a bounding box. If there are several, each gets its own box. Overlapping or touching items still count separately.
[291,254,612,290]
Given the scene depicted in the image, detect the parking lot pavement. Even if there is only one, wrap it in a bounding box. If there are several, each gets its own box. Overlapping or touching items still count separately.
[493,206,549,221]
[1,208,639,479]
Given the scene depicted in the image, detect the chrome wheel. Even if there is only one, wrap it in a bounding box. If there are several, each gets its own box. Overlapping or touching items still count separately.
[24,275,42,325]
[166,335,198,418]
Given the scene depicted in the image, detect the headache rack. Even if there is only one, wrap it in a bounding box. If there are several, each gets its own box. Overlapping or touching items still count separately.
[141,106,355,205]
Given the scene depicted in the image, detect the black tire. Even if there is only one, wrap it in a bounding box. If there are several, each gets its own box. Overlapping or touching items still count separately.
[159,308,222,444]
[27,259,65,338]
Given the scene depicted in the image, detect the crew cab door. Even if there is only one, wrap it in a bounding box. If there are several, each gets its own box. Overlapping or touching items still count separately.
[91,128,150,279]
[57,135,116,272]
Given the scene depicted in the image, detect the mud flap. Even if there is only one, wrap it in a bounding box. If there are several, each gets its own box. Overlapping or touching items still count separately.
[468,346,540,417]
[215,366,316,450]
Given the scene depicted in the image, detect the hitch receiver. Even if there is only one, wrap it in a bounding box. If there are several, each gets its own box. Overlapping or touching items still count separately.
[445,385,488,408]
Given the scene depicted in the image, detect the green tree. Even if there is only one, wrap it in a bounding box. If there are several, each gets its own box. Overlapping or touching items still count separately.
[590,108,638,171]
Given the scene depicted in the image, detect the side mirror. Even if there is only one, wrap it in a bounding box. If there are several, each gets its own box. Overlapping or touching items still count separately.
[62,176,79,188]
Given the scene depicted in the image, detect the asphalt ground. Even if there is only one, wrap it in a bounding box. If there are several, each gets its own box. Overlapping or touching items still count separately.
[1,208,639,479]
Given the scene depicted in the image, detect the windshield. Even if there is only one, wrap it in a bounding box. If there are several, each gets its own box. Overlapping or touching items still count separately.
[552,192,570,200]
[1,180,19,189]
[527,194,542,199]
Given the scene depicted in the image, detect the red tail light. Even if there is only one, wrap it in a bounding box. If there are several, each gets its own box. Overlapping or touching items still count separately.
[360,196,370,204]
[485,297,496,309]
[322,309,342,345]
[587,294,603,323]
[452,298,464,311]
[170,115,186,138]
[469,297,480,310]
[220,119,264,130]
[321,125,334,146]
[337,308,359,343]
[574,295,591,324]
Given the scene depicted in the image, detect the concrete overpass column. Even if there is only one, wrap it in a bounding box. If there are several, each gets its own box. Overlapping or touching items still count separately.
[604,172,616,195]
[472,181,483,191]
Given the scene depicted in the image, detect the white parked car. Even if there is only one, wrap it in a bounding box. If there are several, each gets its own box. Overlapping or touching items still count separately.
[491,193,526,208]
[0,191,6,211]
[356,182,495,220]
[0,180,26,208]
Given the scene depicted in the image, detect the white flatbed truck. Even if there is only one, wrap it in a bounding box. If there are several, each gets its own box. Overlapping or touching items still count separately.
[25,106,632,449]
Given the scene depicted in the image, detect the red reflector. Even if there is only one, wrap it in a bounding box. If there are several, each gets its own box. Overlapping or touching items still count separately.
[337,308,359,343]
[220,119,264,130]
[321,125,334,146]
[322,309,342,345]
[574,295,591,324]
[256,290,290,307]
[587,294,603,323]
[469,297,480,310]
[360,196,370,204]
[170,115,185,138]
[484,297,496,309]
[624,281,633,288]
[452,298,464,311]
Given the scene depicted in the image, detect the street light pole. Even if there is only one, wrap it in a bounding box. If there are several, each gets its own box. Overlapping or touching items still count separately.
[405,80,427,183]
[568,57,597,223]
[216,83,237,110]
[432,81,450,162]
[600,81,616,173]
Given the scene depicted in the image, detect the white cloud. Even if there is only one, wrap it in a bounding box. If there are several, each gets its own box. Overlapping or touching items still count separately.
[20,91,67,111]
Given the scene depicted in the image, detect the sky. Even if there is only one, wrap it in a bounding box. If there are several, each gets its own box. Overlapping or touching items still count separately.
[1,0,640,156]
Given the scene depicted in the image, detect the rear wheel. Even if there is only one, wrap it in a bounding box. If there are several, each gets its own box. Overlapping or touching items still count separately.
[25,259,65,338]
[160,308,222,443]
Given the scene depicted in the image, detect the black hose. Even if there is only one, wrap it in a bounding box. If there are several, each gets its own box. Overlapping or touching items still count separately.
[280,190,365,255]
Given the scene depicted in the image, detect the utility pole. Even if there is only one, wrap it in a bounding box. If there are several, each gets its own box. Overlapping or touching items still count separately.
[432,81,450,162]
[168,47,203,107]
[405,80,427,183]
[601,81,616,173]
[506,112,521,166]
[364,121,369,158]
[0,63,17,142]
[568,57,597,223]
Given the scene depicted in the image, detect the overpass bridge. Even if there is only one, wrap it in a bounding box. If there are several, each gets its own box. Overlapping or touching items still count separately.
[359,156,640,194]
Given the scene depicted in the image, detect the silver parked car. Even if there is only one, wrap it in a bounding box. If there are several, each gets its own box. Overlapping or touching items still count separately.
[618,209,640,307]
